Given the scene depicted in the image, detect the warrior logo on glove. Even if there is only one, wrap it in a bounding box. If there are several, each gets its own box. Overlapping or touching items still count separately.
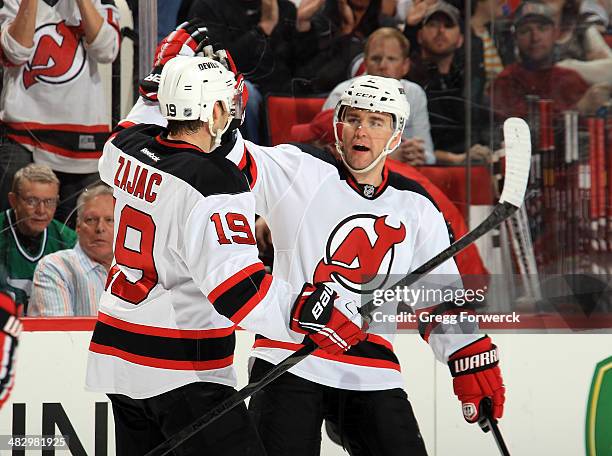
[448,336,505,423]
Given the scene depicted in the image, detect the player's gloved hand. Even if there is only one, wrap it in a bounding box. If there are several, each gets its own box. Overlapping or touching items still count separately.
[139,18,210,101]
[0,277,21,409]
[290,283,366,355]
[448,336,505,423]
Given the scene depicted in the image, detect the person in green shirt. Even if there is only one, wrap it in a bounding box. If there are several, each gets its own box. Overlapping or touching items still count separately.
[0,164,76,313]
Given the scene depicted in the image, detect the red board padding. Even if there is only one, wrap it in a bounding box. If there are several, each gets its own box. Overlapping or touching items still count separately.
[22,317,97,331]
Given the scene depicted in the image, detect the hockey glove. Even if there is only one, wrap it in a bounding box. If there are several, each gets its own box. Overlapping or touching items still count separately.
[291,283,366,355]
[139,18,210,101]
[0,289,20,409]
[448,336,505,423]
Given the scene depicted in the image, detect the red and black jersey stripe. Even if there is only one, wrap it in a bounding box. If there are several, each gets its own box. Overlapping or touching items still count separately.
[237,146,258,189]
[89,313,236,371]
[208,263,272,325]
[5,122,109,159]
[253,334,401,371]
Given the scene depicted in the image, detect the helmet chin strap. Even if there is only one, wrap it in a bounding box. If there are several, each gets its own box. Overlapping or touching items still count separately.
[336,133,400,175]
[205,110,232,150]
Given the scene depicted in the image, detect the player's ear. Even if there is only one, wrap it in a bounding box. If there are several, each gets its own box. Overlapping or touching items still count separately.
[389,132,402,150]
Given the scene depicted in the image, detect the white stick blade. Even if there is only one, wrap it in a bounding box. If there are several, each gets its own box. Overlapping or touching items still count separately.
[500,117,531,208]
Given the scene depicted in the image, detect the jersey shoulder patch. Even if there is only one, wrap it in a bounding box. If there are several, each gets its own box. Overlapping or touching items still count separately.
[387,171,440,211]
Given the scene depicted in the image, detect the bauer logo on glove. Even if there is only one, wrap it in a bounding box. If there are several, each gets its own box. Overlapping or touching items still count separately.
[291,283,366,355]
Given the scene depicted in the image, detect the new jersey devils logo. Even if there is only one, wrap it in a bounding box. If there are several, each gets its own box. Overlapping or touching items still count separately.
[23,22,86,89]
[313,215,406,293]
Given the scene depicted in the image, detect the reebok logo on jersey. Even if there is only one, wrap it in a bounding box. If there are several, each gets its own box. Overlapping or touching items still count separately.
[313,215,406,294]
[140,148,160,162]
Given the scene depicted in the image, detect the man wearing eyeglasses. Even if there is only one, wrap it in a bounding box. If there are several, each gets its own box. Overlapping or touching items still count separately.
[29,184,113,317]
[0,164,76,313]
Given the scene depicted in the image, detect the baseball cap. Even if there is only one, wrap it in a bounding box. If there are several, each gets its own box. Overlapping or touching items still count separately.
[513,2,555,28]
[289,109,336,146]
[422,1,461,27]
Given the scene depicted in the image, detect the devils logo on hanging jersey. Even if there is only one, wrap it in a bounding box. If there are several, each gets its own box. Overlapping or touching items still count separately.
[313,214,406,293]
[23,21,86,89]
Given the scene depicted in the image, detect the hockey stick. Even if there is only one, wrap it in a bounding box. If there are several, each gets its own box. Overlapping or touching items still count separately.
[479,397,511,456]
[145,118,531,456]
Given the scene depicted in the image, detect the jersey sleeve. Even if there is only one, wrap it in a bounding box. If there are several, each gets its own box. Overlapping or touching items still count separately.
[409,201,481,362]
[182,191,303,343]
[0,0,35,66]
[84,0,120,63]
[118,97,168,130]
[244,142,308,218]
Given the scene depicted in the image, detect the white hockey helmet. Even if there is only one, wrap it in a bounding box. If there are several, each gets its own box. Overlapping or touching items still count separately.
[333,75,410,174]
[158,55,244,145]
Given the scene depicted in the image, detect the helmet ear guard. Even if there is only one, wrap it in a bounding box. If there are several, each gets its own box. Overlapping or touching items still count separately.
[333,75,410,174]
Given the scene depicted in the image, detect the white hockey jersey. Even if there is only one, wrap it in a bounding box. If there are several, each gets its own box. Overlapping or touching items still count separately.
[0,0,120,173]
[230,139,481,391]
[85,124,303,399]
[119,99,482,392]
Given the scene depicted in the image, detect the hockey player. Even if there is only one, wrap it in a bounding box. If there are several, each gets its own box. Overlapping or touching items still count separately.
[122,23,505,455]
[85,55,366,456]
[245,76,505,455]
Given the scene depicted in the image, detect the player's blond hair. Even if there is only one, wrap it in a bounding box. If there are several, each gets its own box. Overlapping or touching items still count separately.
[11,164,60,194]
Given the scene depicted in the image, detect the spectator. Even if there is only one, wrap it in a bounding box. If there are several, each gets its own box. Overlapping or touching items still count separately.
[295,0,387,93]
[157,1,182,43]
[187,0,319,143]
[29,184,113,317]
[542,0,612,85]
[407,1,492,164]
[0,0,121,226]
[322,27,436,165]
[470,0,513,90]
[0,164,76,312]
[491,2,610,119]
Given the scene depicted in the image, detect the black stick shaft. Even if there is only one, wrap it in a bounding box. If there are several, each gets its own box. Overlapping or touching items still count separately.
[479,397,511,456]
[147,202,518,456]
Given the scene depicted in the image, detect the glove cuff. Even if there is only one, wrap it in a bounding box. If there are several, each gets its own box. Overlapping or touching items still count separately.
[448,336,499,377]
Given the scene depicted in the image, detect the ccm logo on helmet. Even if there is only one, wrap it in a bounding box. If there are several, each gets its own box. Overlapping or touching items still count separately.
[312,286,334,320]
[354,93,376,98]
